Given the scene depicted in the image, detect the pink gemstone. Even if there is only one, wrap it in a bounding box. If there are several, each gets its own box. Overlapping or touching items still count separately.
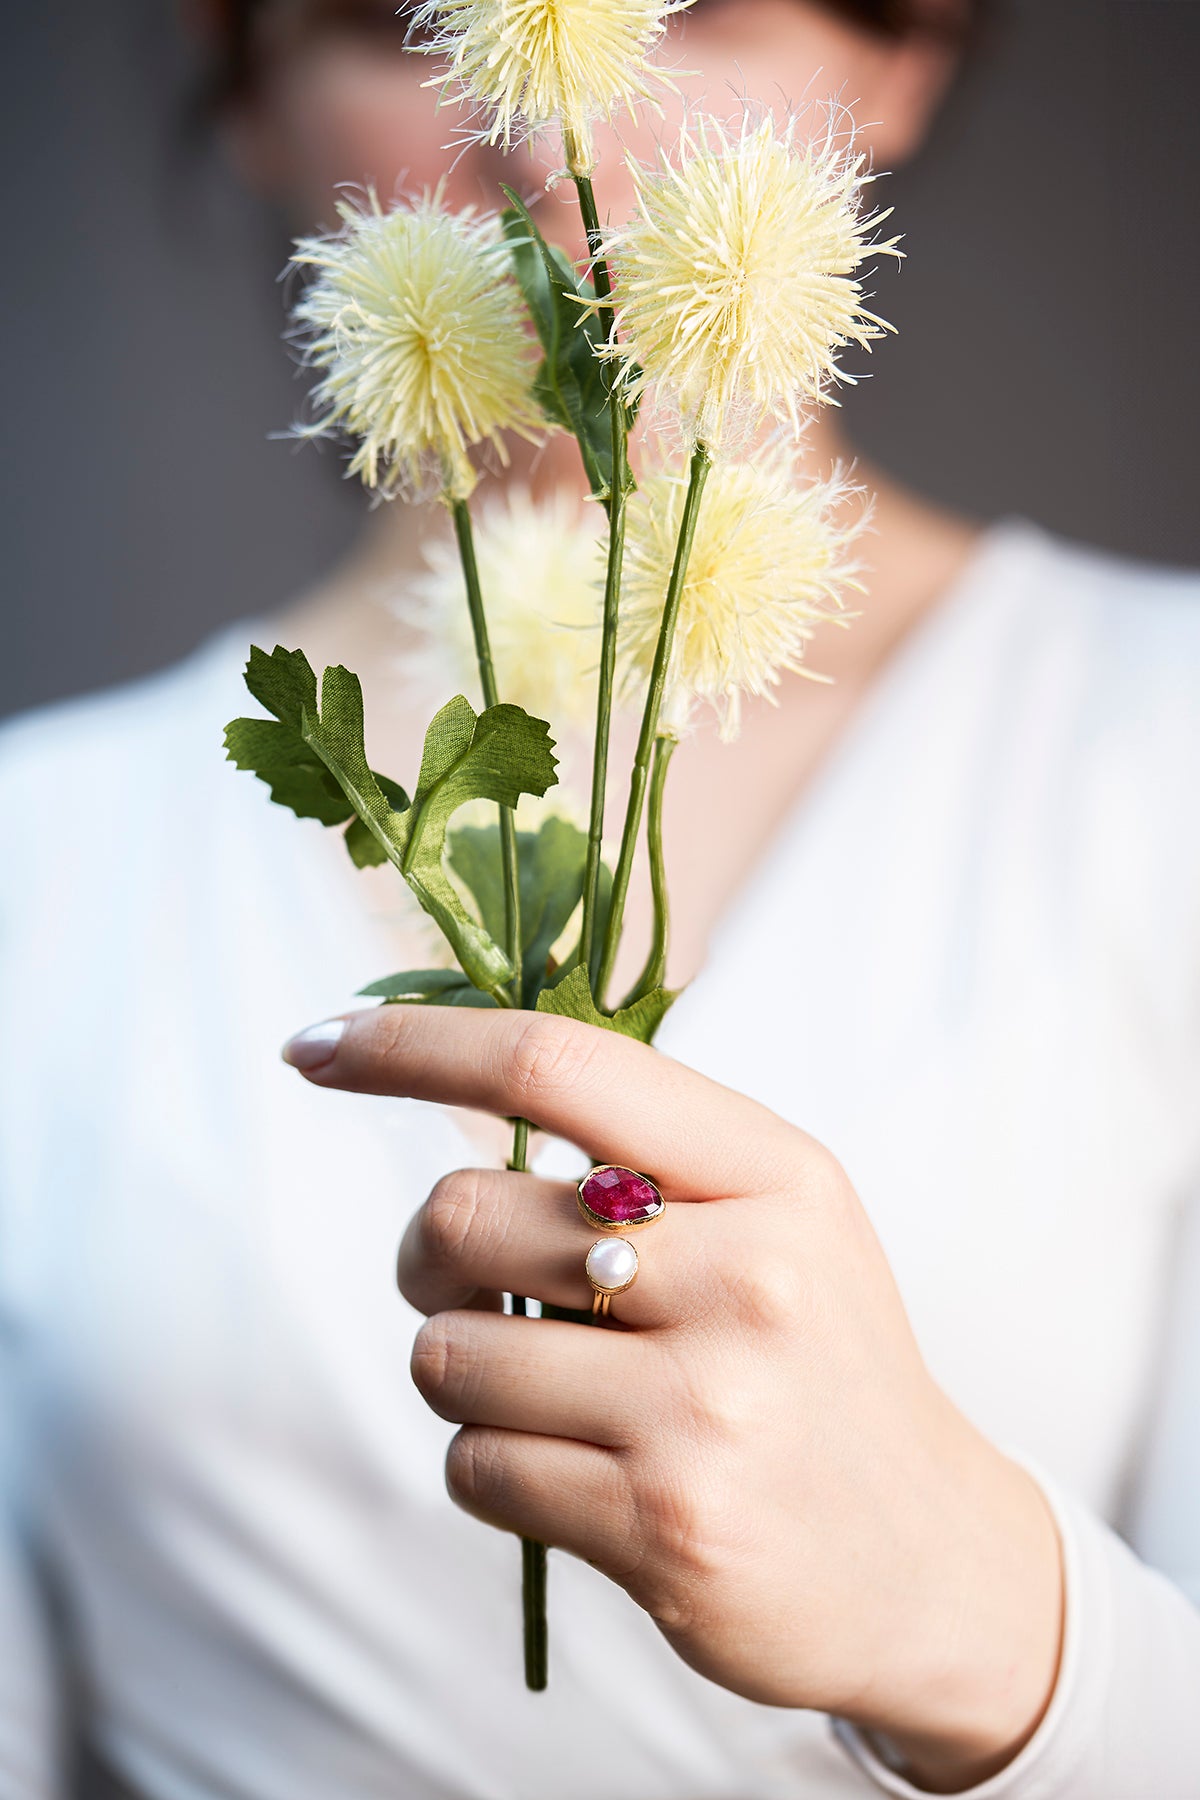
[579,1165,664,1227]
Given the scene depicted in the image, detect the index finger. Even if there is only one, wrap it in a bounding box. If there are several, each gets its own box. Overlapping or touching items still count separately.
[282,1005,798,1197]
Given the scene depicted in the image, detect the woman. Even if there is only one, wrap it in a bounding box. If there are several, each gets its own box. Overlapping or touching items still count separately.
[2,2,1198,1796]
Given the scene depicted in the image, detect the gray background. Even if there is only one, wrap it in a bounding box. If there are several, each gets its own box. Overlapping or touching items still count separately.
[3,0,1198,721]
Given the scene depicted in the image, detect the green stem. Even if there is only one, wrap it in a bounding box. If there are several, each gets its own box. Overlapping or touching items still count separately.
[623,733,678,1007]
[569,160,628,989]
[580,378,629,986]
[567,157,615,320]
[451,497,522,996]
[506,1112,546,1687]
[521,1536,549,1690]
[595,441,712,1009]
[450,496,544,1688]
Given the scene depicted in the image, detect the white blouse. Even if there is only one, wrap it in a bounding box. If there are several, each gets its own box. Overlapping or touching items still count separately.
[2,517,1199,1799]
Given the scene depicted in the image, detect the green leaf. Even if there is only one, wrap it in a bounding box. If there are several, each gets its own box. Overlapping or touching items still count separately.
[224,646,411,861]
[357,969,499,1009]
[515,815,591,1010]
[343,774,412,868]
[501,191,630,503]
[535,964,677,1045]
[227,649,559,1000]
[224,715,353,825]
[445,822,508,947]
[400,697,559,997]
[448,815,592,1010]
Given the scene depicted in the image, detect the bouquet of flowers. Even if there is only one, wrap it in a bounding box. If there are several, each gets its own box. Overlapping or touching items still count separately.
[224,0,900,1691]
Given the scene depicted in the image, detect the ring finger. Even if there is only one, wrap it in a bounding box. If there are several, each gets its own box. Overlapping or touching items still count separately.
[397,1166,693,1328]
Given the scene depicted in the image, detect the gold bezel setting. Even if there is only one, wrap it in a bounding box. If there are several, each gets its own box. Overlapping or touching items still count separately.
[576,1164,666,1233]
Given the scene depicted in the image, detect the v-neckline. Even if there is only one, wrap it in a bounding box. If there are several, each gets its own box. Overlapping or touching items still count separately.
[203,512,1043,1141]
[667,513,1044,994]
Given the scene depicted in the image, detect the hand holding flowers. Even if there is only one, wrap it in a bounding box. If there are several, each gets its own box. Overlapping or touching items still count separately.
[284,1002,1065,1791]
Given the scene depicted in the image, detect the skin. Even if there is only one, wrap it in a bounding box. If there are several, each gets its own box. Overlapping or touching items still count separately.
[283,1004,1064,1791]
[209,0,1067,1784]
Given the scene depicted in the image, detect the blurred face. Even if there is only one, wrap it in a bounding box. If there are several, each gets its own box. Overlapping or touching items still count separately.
[227,0,961,235]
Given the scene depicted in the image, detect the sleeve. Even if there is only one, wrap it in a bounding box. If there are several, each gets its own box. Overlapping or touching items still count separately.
[829,1187,1200,1798]
[0,1384,66,1800]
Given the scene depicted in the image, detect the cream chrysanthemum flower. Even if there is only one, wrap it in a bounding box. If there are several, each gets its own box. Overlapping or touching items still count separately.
[411,0,693,173]
[290,190,542,501]
[602,112,903,447]
[402,486,606,733]
[618,445,865,740]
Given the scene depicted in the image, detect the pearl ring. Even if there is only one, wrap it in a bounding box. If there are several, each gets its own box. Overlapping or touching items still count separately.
[576,1165,666,1317]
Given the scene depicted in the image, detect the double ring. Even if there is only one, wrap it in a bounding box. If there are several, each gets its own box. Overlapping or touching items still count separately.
[577,1165,666,1316]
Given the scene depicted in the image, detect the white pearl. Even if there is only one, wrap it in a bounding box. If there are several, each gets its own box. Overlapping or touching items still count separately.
[586,1237,639,1293]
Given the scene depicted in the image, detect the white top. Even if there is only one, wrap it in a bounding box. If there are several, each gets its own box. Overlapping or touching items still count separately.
[2,517,1200,1800]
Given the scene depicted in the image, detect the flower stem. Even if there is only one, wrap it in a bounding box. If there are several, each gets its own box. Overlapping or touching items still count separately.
[595,441,712,1009]
[569,163,615,327]
[504,1114,546,1687]
[622,733,678,1007]
[450,497,522,995]
[520,1537,549,1690]
[570,162,629,989]
[580,369,630,987]
[450,495,544,1689]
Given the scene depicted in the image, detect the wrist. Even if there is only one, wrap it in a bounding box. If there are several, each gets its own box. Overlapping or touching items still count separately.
[842,1410,1065,1792]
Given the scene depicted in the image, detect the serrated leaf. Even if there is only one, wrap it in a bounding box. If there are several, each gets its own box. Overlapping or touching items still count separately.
[224,646,410,856]
[535,964,677,1045]
[357,968,499,1009]
[227,649,559,1000]
[224,716,354,826]
[446,822,508,947]
[501,191,631,503]
[401,698,559,996]
[515,816,591,1009]
[343,773,413,867]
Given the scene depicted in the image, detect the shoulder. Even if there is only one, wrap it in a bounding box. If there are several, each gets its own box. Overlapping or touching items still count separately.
[966,520,1200,836]
[997,520,1200,1033]
[999,519,1200,727]
[0,619,269,917]
[0,619,263,797]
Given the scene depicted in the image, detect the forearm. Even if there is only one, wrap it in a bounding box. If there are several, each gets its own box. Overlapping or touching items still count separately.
[834,1462,1200,1798]
[827,1406,1064,1792]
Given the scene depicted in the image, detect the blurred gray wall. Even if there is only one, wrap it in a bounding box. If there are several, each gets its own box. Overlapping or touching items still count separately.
[3,0,1198,721]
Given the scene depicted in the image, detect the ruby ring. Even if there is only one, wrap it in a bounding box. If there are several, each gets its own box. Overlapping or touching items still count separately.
[577,1165,665,1315]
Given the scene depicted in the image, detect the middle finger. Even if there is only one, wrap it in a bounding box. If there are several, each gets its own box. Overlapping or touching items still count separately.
[397,1166,697,1328]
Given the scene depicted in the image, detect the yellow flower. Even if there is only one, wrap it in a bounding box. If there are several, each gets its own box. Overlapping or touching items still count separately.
[411,0,693,174]
[401,486,607,735]
[290,190,542,501]
[618,444,865,740]
[602,112,903,447]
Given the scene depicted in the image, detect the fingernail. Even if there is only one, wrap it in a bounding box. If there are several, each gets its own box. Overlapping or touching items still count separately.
[281,1018,346,1071]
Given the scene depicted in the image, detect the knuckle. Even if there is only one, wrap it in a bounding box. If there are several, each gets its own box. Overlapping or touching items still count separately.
[507,1014,594,1113]
[630,1463,738,1634]
[445,1426,507,1517]
[720,1249,808,1334]
[800,1138,849,1208]
[421,1169,485,1269]
[411,1315,481,1423]
[410,1314,456,1400]
[674,1367,756,1448]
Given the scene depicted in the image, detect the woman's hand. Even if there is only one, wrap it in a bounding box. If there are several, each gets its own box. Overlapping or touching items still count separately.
[284,1005,1064,1792]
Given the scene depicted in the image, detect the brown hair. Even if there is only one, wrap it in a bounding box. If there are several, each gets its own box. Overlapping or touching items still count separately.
[206,0,977,109]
